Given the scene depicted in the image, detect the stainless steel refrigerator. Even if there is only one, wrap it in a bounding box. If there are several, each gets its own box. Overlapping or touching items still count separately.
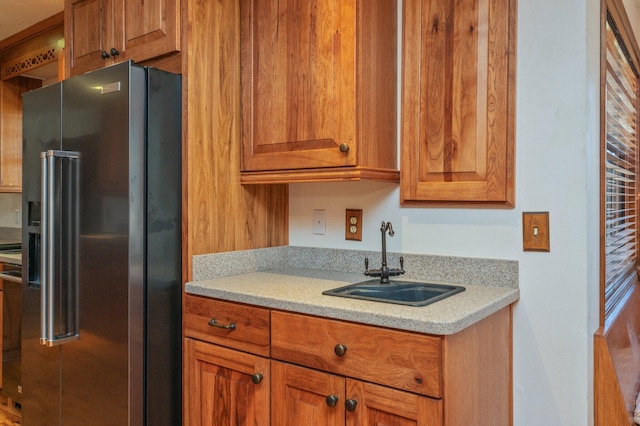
[20,61,182,425]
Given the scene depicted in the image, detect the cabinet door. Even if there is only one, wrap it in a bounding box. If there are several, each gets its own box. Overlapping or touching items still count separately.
[66,0,180,76]
[400,0,516,206]
[345,379,442,426]
[240,0,358,171]
[272,361,345,426]
[120,0,180,63]
[65,0,119,76]
[184,338,270,426]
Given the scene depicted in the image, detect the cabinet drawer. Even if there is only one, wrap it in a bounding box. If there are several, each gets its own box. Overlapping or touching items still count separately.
[271,311,442,397]
[184,295,270,357]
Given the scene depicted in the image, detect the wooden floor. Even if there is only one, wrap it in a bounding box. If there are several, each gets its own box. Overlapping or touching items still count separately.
[0,396,20,426]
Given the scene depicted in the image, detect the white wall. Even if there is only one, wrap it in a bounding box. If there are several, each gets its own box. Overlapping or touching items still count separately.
[289,0,602,424]
[623,0,640,47]
[0,193,22,228]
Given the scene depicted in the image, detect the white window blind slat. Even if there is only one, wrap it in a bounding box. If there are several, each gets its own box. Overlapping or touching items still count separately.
[604,17,640,321]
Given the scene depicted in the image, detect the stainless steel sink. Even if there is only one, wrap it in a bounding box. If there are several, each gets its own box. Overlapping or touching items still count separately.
[322,279,465,307]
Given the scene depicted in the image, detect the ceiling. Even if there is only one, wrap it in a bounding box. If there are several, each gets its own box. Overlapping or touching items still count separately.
[0,0,63,42]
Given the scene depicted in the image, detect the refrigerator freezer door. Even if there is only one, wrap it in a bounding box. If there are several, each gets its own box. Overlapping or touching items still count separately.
[22,83,63,426]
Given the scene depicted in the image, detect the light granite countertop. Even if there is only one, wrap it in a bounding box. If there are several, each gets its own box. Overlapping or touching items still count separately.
[0,236,21,266]
[185,268,519,335]
[0,252,20,266]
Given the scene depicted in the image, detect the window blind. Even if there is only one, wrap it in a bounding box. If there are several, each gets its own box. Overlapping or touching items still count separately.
[604,15,639,320]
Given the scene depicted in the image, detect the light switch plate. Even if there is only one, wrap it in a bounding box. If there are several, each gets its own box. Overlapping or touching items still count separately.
[313,210,326,235]
[522,212,550,252]
[345,209,363,241]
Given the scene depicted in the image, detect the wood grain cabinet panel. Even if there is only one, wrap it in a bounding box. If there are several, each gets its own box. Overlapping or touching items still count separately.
[184,294,270,357]
[271,361,442,426]
[183,296,512,425]
[65,0,119,75]
[400,0,516,206]
[120,0,180,63]
[0,16,62,193]
[240,0,399,184]
[271,310,442,397]
[271,361,345,426]
[65,0,180,76]
[0,77,42,192]
[184,338,270,426]
[0,266,4,388]
[345,379,442,426]
[271,306,512,426]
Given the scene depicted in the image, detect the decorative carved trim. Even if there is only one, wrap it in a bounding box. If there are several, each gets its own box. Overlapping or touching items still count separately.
[1,47,58,80]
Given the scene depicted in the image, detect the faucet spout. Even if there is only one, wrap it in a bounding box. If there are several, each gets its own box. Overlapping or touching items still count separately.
[380,221,392,282]
[365,221,405,284]
[383,221,394,236]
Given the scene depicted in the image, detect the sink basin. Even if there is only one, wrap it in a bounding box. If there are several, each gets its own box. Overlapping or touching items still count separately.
[322,279,465,307]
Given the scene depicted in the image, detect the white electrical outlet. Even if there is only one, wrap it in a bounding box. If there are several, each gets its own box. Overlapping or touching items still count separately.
[312,210,326,235]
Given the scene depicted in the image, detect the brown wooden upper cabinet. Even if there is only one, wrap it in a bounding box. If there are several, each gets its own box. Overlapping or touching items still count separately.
[0,78,42,192]
[401,0,516,206]
[65,0,180,77]
[240,0,399,184]
[0,14,63,193]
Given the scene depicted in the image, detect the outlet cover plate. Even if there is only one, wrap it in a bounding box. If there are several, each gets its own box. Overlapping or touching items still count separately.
[345,209,363,241]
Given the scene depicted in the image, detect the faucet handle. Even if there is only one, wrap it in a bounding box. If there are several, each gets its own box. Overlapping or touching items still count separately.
[364,257,383,277]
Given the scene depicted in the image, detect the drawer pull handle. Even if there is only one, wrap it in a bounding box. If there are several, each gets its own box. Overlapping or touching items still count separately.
[325,395,339,407]
[334,344,347,357]
[339,143,350,153]
[251,373,263,384]
[345,399,358,412]
[208,318,237,330]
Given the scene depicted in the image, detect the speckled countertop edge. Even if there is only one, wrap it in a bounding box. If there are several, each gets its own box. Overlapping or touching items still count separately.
[0,233,21,265]
[185,268,519,335]
[0,253,21,266]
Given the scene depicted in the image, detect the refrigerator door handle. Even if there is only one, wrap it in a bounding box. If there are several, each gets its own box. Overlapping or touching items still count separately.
[40,150,81,347]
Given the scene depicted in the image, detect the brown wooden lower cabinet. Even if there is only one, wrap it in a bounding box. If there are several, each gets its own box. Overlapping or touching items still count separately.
[271,361,344,426]
[0,277,3,388]
[183,294,512,425]
[272,361,442,426]
[184,338,270,426]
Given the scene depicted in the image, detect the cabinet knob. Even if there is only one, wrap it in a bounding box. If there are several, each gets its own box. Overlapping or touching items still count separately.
[325,395,339,407]
[339,143,350,153]
[334,343,347,357]
[110,47,120,57]
[345,399,358,412]
[251,373,263,384]
[100,51,110,59]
